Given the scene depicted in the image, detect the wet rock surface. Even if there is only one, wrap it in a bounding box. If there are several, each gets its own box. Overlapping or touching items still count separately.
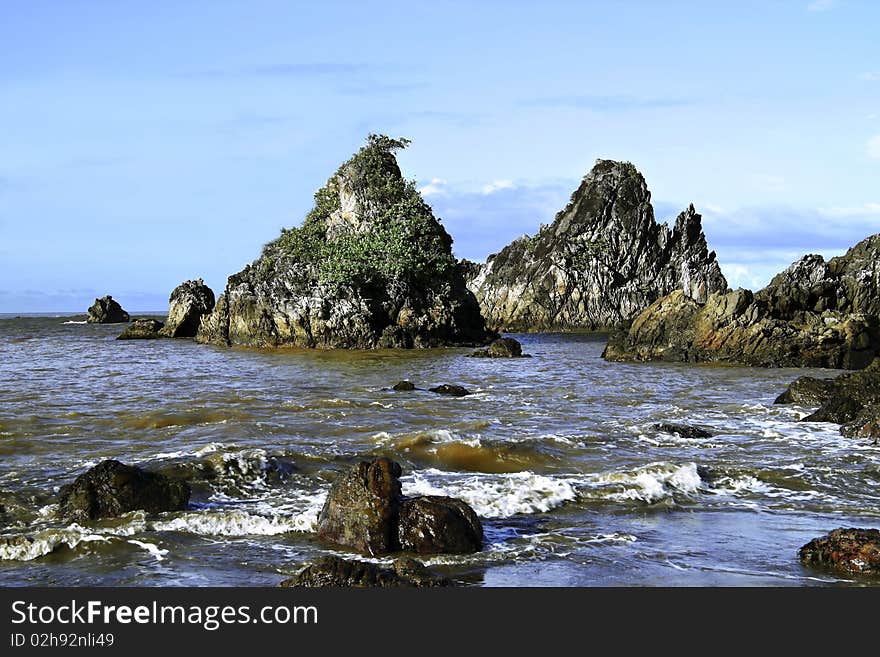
[196,135,493,350]
[160,279,215,338]
[117,318,164,340]
[652,423,714,439]
[87,296,129,324]
[429,384,471,397]
[469,336,530,358]
[392,380,417,391]
[315,458,482,556]
[58,460,191,522]
[466,160,727,332]
[799,528,880,574]
[279,556,452,587]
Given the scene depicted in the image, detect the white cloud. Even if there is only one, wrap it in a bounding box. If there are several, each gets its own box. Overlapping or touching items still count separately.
[869,135,880,159]
[807,0,838,11]
[818,202,880,217]
[418,178,448,197]
[481,179,515,195]
[859,72,880,82]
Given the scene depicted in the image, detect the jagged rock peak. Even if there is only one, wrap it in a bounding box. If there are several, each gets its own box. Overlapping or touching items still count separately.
[196,135,493,349]
[466,159,727,332]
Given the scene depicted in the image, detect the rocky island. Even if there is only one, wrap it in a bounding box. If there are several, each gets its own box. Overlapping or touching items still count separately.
[465,159,727,332]
[603,234,880,369]
[196,135,493,349]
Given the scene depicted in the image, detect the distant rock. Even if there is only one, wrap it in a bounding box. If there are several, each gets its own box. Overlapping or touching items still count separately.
[469,337,530,358]
[315,458,482,556]
[159,279,215,338]
[429,384,471,397]
[466,160,727,332]
[604,235,880,369]
[392,380,417,391]
[279,556,452,588]
[196,135,494,349]
[117,318,164,340]
[86,296,129,324]
[58,460,190,523]
[799,528,880,574]
[652,423,714,439]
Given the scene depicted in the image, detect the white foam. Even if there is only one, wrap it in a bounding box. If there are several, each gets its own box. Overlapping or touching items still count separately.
[127,539,169,561]
[150,507,319,536]
[585,462,703,504]
[0,525,108,562]
[61,320,87,325]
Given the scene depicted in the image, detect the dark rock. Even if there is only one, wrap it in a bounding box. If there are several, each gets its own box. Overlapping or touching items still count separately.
[652,423,714,439]
[429,384,471,397]
[801,395,864,424]
[86,296,129,324]
[799,528,880,574]
[315,458,483,556]
[116,318,164,340]
[841,404,880,441]
[196,135,495,349]
[159,279,215,338]
[278,556,451,588]
[316,458,402,556]
[466,161,727,332]
[398,495,483,554]
[774,376,836,406]
[392,380,416,391]
[468,336,530,358]
[58,460,190,522]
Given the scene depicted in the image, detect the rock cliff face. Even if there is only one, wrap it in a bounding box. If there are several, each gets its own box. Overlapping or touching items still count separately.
[603,234,880,369]
[160,279,215,338]
[197,135,492,349]
[466,160,728,331]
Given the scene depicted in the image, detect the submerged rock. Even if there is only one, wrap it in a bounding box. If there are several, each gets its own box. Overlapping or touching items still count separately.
[652,423,714,439]
[392,380,417,391]
[279,556,452,588]
[398,496,483,554]
[58,460,190,523]
[429,384,471,397]
[469,336,530,358]
[315,458,482,556]
[160,279,215,338]
[196,135,494,349]
[117,318,164,340]
[466,161,727,332]
[799,528,880,574]
[86,296,129,324]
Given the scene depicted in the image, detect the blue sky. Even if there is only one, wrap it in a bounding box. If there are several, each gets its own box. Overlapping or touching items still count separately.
[1,0,878,312]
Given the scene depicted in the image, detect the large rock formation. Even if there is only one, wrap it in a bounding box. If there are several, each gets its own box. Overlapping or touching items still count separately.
[604,234,880,369]
[196,135,493,349]
[315,457,483,556]
[465,160,728,331]
[86,296,129,324]
[58,460,190,523]
[160,279,215,338]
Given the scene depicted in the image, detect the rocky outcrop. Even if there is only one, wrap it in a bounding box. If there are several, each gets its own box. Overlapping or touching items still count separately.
[117,319,164,340]
[315,458,482,556]
[469,337,530,358]
[466,160,727,332]
[58,460,190,522]
[160,279,215,338]
[799,528,880,574]
[279,556,452,588]
[604,234,880,368]
[86,296,129,324]
[776,358,880,440]
[196,135,493,349]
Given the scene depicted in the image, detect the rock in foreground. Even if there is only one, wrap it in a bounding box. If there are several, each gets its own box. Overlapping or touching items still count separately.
[279,556,451,588]
[117,319,164,340]
[466,160,727,332]
[799,528,880,574]
[196,135,493,349]
[160,279,215,338]
[58,460,190,522]
[87,296,129,324]
[316,458,482,556]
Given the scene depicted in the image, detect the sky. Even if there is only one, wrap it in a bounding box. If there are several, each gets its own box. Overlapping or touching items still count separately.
[1,0,879,312]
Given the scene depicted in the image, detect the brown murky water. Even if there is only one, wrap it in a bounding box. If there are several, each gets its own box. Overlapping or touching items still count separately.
[1,314,879,586]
